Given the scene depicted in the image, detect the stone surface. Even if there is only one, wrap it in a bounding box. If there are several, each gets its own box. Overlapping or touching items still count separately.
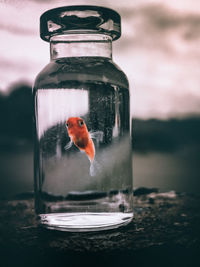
[0,190,200,267]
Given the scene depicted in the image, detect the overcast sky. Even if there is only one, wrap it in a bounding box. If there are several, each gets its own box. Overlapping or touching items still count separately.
[0,0,200,119]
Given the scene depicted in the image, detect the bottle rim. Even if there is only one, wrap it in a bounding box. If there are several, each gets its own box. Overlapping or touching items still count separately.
[40,5,121,42]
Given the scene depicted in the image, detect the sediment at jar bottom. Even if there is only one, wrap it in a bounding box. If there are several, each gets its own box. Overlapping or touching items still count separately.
[36,189,133,214]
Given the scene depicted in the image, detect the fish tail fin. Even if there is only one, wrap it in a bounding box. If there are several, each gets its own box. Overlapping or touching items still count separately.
[90,159,101,177]
[85,140,95,162]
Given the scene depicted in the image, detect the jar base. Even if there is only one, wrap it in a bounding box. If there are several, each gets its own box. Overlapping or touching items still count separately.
[38,212,133,232]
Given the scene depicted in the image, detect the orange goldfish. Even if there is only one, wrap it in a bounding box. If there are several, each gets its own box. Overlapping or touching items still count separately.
[65,117,95,162]
[65,117,103,175]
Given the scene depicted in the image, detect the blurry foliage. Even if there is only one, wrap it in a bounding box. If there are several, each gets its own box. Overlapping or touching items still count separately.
[133,118,200,153]
[0,84,200,153]
[0,84,33,139]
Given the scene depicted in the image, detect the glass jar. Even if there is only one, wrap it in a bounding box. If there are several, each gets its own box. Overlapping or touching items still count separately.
[33,5,133,232]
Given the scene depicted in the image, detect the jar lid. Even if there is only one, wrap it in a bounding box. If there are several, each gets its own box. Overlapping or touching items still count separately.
[40,5,121,42]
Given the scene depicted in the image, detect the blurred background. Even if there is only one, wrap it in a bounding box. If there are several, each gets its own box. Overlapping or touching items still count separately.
[0,0,200,198]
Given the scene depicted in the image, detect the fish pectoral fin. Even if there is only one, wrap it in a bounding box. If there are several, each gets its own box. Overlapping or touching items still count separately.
[64,140,73,150]
[89,131,104,142]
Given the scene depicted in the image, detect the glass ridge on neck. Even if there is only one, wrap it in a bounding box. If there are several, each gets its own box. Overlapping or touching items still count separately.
[50,33,112,60]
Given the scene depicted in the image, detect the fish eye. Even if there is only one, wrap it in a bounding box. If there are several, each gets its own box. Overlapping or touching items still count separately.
[79,120,84,127]
[66,123,69,127]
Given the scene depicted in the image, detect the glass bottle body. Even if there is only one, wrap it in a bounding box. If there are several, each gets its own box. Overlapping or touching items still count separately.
[33,37,133,232]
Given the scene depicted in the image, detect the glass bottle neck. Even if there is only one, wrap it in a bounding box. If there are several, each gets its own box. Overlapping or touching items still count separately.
[50,34,112,60]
